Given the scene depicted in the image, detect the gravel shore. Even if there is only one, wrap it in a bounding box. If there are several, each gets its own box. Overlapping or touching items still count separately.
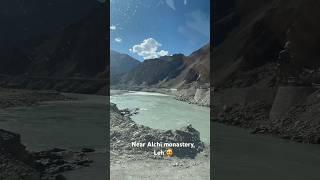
[110,103,210,179]
[0,88,72,109]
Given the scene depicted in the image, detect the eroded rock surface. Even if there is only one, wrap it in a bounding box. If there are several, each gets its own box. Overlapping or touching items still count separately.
[0,129,94,180]
[111,103,205,159]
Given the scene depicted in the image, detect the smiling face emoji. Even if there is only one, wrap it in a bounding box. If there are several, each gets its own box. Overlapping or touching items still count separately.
[166,148,173,157]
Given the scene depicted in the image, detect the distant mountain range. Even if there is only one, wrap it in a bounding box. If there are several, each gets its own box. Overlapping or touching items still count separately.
[110,43,210,106]
[110,50,140,84]
[120,54,185,86]
[111,43,210,89]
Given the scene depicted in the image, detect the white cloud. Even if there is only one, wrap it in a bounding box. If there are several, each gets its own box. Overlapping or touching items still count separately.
[165,0,175,10]
[184,0,187,5]
[115,37,122,43]
[131,38,170,60]
[158,50,169,56]
[110,25,116,30]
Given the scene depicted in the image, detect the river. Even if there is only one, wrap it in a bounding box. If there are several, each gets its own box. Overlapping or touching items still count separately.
[213,123,320,180]
[112,91,320,180]
[1,91,319,180]
[110,91,210,143]
[0,93,107,180]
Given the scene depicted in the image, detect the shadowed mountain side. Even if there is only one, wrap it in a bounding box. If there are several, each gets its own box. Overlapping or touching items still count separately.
[26,5,105,78]
[110,50,140,84]
[120,54,186,86]
[0,5,106,95]
[0,0,102,48]
[212,0,320,144]
[213,0,320,88]
[213,0,240,45]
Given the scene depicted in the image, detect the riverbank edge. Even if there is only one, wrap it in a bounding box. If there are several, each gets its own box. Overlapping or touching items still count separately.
[212,87,320,145]
[110,86,210,107]
[0,88,75,110]
[0,88,96,180]
[110,103,210,159]
[110,103,210,179]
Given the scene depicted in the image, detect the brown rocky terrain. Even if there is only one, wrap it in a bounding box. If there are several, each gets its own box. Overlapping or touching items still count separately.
[0,4,106,95]
[213,0,320,144]
[0,88,71,109]
[0,129,41,180]
[119,54,186,86]
[112,43,210,106]
[110,103,210,179]
[110,103,205,158]
[0,129,95,180]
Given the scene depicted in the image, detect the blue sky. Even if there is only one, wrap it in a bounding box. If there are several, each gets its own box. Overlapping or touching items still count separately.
[110,0,210,61]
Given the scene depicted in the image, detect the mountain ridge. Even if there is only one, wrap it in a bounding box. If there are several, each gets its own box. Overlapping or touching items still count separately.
[112,43,210,89]
[111,43,210,106]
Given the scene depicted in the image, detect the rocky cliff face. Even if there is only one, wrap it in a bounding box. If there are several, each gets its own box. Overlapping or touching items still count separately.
[213,0,320,88]
[0,0,101,48]
[213,0,320,143]
[170,44,210,106]
[26,5,105,78]
[0,4,106,95]
[0,129,41,180]
[0,128,96,180]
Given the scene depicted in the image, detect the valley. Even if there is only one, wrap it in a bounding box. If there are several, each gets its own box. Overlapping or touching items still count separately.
[110,43,210,106]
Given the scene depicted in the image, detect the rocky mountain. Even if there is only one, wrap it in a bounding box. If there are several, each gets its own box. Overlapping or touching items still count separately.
[0,0,102,48]
[0,4,106,94]
[110,50,140,84]
[171,44,210,106]
[120,54,186,86]
[213,0,320,143]
[213,0,320,88]
[112,43,210,106]
[168,43,210,88]
[116,44,210,88]
[213,0,240,45]
[110,50,140,75]
[25,5,105,78]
